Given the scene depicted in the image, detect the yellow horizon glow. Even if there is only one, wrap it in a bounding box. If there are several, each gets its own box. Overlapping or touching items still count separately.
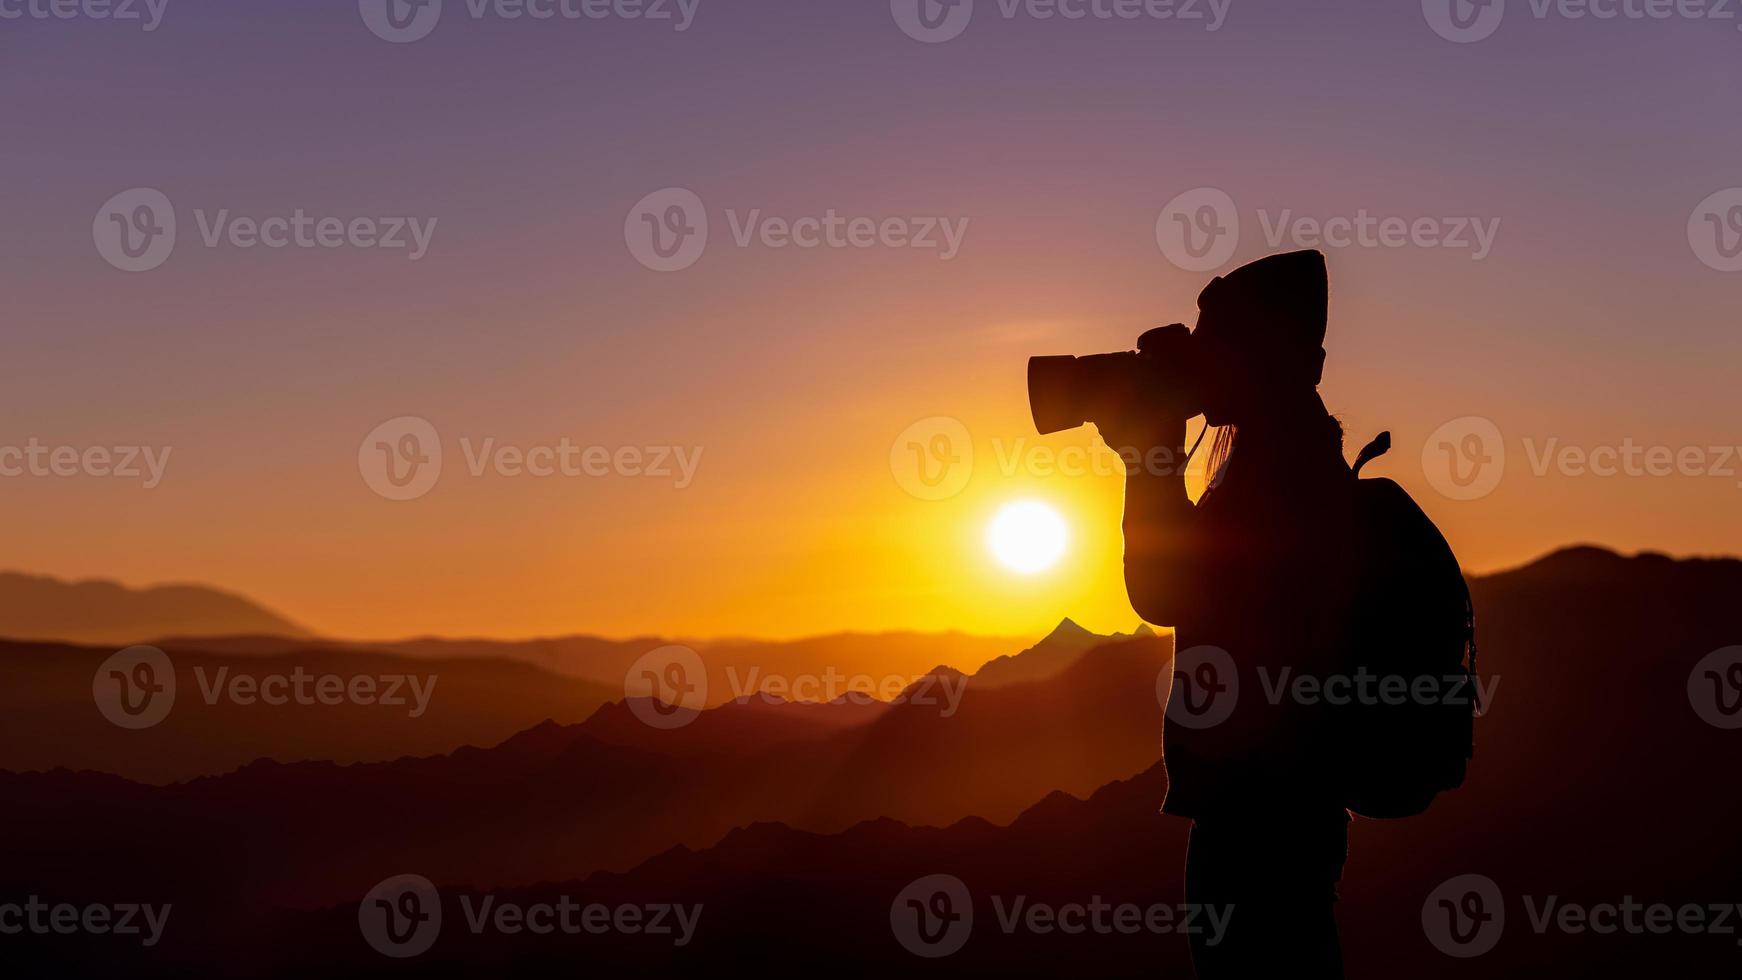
[9,253,1702,643]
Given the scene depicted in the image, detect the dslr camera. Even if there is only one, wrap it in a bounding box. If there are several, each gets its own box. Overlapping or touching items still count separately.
[1026,323,1200,436]
[1026,250,1330,436]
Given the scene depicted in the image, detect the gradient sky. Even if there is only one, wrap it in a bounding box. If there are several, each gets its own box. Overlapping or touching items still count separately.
[3,0,1739,639]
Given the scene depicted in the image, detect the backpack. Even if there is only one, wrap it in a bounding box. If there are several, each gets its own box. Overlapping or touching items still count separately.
[1338,431,1480,818]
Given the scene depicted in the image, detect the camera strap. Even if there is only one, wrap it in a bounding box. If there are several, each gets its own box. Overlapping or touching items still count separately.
[1183,421,1211,468]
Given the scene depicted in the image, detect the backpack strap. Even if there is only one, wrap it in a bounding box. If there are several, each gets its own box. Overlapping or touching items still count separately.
[1462,577,1481,722]
[1352,430,1391,476]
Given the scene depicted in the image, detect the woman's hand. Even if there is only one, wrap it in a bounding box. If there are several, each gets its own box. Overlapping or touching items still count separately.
[1094,416,1189,476]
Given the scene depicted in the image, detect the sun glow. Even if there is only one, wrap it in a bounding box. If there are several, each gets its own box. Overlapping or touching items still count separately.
[987,500,1069,574]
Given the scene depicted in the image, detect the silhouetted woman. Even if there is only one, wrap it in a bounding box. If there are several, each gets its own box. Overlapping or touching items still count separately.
[1107,250,1357,980]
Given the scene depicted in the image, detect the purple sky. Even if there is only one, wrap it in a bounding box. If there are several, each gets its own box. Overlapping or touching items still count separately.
[2,0,1739,637]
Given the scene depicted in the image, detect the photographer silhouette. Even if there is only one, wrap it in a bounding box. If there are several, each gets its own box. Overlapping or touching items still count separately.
[1105,250,1354,977]
[1073,250,1475,979]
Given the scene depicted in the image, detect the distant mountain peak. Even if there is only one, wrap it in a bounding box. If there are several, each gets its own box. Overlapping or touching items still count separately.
[1523,544,1625,570]
[969,618,1113,689]
[1483,544,1742,584]
[1049,617,1091,638]
[1132,624,1156,637]
[0,571,311,646]
[898,665,968,702]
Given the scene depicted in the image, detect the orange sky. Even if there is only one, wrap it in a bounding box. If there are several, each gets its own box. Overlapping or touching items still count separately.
[9,260,1739,642]
[7,4,1740,640]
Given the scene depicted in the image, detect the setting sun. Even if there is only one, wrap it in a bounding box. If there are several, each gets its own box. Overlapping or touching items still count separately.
[987,500,1069,574]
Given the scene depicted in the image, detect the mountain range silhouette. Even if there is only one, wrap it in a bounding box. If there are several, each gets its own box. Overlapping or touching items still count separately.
[5,546,1741,976]
[2,628,1167,908]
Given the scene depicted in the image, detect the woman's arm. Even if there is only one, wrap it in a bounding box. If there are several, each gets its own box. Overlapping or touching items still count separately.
[1114,420,1208,627]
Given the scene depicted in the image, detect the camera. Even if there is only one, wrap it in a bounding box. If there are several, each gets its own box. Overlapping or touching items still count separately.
[1027,251,1332,437]
[1026,324,1200,435]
